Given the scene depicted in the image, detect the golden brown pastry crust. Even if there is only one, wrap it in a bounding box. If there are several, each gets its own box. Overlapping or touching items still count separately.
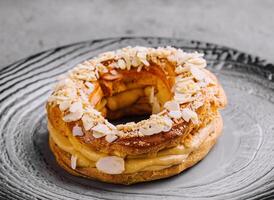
[49,113,223,185]
[47,70,226,156]
[46,47,227,184]
[49,114,223,185]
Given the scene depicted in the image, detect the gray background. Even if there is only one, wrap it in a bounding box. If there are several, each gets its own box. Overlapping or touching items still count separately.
[0,0,273,69]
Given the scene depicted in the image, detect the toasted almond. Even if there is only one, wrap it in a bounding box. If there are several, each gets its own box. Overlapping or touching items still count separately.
[168,110,182,119]
[164,100,180,111]
[174,93,188,104]
[105,134,118,143]
[69,101,82,113]
[188,57,206,68]
[85,82,95,93]
[102,73,122,81]
[117,59,126,69]
[96,156,125,174]
[59,100,71,111]
[63,110,83,122]
[139,124,163,136]
[175,65,187,74]
[92,123,112,135]
[81,114,94,131]
[190,66,206,81]
[105,120,117,130]
[72,125,84,136]
[71,155,77,169]
[92,132,104,138]
[181,108,199,124]
[162,116,173,132]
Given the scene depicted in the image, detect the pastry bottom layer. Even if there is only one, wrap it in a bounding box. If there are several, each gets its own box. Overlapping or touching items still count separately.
[49,115,222,185]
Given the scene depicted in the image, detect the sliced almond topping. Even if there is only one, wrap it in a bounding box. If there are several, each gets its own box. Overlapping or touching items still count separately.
[92,132,105,138]
[63,111,83,122]
[131,56,141,67]
[168,110,182,119]
[190,66,206,81]
[69,101,82,113]
[71,155,77,170]
[187,57,206,68]
[174,93,188,104]
[137,65,143,72]
[102,73,122,81]
[59,100,71,111]
[162,116,173,132]
[175,65,187,74]
[117,59,126,69]
[164,100,180,111]
[139,124,163,136]
[192,100,204,109]
[85,82,95,93]
[96,156,125,174]
[72,125,84,136]
[105,134,118,143]
[137,51,149,66]
[92,123,112,135]
[81,114,94,131]
[181,108,199,124]
[105,120,117,130]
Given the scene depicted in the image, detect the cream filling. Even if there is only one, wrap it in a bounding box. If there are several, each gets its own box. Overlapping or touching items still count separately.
[48,120,215,174]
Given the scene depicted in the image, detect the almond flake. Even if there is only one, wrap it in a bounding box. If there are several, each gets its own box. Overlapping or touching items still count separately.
[93,132,105,138]
[188,57,206,68]
[59,100,71,111]
[192,100,204,109]
[72,125,84,136]
[85,82,95,93]
[117,59,126,69]
[105,120,117,130]
[137,65,143,72]
[181,108,199,124]
[96,156,125,174]
[164,100,180,111]
[190,66,206,81]
[92,123,112,135]
[63,111,83,122]
[139,124,163,136]
[168,110,182,119]
[70,101,82,113]
[71,155,77,169]
[175,65,187,74]
[81,114,94,131]
[105,134,118,143]
[162,116,173,132]
[174,93,188,104]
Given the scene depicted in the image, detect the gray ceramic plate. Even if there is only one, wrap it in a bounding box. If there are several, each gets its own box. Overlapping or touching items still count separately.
[1,37,274,200]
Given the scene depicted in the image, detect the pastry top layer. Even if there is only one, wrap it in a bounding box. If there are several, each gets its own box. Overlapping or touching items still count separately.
[47,46,227,154]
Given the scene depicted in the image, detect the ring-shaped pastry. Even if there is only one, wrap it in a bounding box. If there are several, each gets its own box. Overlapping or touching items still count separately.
[47,46,227,185]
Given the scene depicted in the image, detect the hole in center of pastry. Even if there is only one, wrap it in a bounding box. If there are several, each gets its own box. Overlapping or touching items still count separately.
[96,65,174,123]
[109,114,151,125]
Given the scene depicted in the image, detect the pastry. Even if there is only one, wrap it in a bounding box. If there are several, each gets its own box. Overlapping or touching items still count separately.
[47,46,227,185]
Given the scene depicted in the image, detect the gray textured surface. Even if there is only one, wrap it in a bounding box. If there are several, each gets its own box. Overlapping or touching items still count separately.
[1,38,274,199]
[0,0,274,69]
